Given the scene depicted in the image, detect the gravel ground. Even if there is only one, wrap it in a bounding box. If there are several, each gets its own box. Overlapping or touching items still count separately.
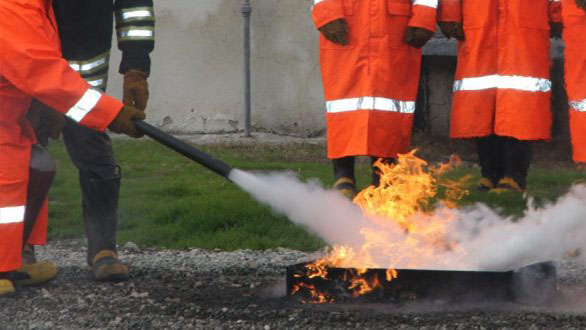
[3,240,586,329]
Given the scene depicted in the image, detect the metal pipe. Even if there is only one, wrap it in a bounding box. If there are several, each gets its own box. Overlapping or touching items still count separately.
[135,120,233,179]
[242,0,252,137]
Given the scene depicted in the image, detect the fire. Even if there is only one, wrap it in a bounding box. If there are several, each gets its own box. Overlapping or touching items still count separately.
[292,150,470,303]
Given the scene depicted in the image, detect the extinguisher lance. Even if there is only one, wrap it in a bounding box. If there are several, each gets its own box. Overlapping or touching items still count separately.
[134,120,234,179]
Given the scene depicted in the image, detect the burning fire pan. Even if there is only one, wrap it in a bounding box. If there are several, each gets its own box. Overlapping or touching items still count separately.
[287,261,557,304]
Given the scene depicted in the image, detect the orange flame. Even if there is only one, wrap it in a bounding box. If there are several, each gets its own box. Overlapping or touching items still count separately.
[291,150,470,303]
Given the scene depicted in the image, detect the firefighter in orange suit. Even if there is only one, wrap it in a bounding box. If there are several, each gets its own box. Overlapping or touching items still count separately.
[312,0,437,197]
[0,0,145,296]
[438,0,562,192]
[562,0,586,164]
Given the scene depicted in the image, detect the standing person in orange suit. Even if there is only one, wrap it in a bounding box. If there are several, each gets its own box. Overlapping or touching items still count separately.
[438,0,562,192]
[312,0,437,197]
[0,0,146,296]
[562,0,586,166]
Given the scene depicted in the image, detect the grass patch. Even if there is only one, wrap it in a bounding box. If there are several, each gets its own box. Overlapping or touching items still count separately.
[47,138,585,251]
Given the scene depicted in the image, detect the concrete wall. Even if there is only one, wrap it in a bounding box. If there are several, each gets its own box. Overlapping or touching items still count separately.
[107,0,325,136]
[106,1,569,138]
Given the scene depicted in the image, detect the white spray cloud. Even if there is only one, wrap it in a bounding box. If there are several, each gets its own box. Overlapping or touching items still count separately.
[229,169,586,271]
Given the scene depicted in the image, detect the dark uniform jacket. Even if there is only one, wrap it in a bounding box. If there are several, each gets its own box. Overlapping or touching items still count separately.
[53,0,155,90]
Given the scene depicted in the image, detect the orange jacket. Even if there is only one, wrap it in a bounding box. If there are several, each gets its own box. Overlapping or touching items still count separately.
[313,0,437,159]
[562,0,586,163]
[439,0,561,141]
[0,0,123,272]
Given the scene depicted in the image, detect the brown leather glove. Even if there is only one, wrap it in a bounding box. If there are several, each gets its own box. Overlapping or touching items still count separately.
[438,22,465,41]
[318,19,349,45]
[108,105,146,138]
[27,99,65,145]
[123,69,149,111]
[577,0,586,10]
[550,22,563,39]
[405,27,434,49]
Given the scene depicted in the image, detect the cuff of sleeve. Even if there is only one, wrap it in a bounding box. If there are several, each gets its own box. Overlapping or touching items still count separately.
[120,51,151,76]
[409,6,437,32]
[80,95,124,132]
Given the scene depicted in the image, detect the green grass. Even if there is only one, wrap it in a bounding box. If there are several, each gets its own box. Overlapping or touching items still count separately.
[47,139,585,251]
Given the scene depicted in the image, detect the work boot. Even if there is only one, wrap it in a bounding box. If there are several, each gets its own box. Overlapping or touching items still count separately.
[332,157,356,199]
[477,135,505,188]
[79,169,129,281]
[490,177,526,193]
[333,177,357,199]
[0,273,15,296]
[91,250,129,282]
[473,177,495,192]
[16,245,57,286]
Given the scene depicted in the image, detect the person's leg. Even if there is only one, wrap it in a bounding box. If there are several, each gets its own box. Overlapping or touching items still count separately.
[62,119,128,281]
[0,142,31,296]
[15,144,58,286]
[501,136,532,191]
[476,135,505,190]
[332,156,356,198]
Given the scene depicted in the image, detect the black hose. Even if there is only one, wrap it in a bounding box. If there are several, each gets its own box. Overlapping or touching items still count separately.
[135,120,233,178]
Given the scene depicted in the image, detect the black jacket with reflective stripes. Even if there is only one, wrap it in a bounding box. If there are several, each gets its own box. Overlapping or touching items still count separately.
[53,0,155,90]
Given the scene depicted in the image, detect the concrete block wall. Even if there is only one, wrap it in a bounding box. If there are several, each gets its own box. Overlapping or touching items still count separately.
[107,0,325,136]
[106,1,569,139]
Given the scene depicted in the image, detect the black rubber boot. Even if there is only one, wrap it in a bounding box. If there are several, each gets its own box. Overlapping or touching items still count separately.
[502,137,532,190]
[477,135,505,190]
[23,145,56,245]
[332,157,356,198]
[80,168,129,281]
[19,145,58,287]
[371,157,396,187]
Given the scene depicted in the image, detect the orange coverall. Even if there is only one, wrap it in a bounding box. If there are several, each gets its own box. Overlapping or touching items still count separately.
[439,0,561,141]
[0,0,123,272]
[562,0,586,163]
[312,0,437,159]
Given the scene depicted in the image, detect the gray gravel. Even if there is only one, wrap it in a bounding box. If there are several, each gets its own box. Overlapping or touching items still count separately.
[3,240,586,329]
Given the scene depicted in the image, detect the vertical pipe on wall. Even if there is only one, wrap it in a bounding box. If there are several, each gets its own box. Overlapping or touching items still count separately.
[242,0,252,137]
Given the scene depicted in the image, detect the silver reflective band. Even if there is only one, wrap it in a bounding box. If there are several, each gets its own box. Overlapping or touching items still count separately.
[66,88,102,123]
[87,76,107,89]
[121,8,154,21]
[326,97,416,114]
[570,98,586,112]
[118,27,155,40]
[0,206,25,224]
[412,0,438,8]
[453,75,552,93]
[313,0,325,4]
[69,52,110,74]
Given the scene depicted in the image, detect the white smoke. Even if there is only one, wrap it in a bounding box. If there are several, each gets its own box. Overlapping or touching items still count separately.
[229,169,586,271]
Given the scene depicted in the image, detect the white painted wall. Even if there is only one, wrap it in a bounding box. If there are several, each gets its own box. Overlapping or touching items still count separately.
[107,0,326,136]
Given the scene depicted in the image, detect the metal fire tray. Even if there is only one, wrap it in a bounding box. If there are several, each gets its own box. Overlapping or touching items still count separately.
[286,261,557,304]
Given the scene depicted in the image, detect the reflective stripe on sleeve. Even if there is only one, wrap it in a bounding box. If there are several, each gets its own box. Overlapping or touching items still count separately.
[65,88,102,123]
[69,52,110,75]
[313,0,325,4]
[0,206,25,224]
[120,7,155,22]
[453,75,552,93]
[326,97,416,114]
[570,98,586,112]
[412,0,438,9]
[118,26,155,41]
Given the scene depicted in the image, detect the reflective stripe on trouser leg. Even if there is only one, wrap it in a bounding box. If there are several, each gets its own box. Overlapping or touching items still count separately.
[0,142,30,271]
